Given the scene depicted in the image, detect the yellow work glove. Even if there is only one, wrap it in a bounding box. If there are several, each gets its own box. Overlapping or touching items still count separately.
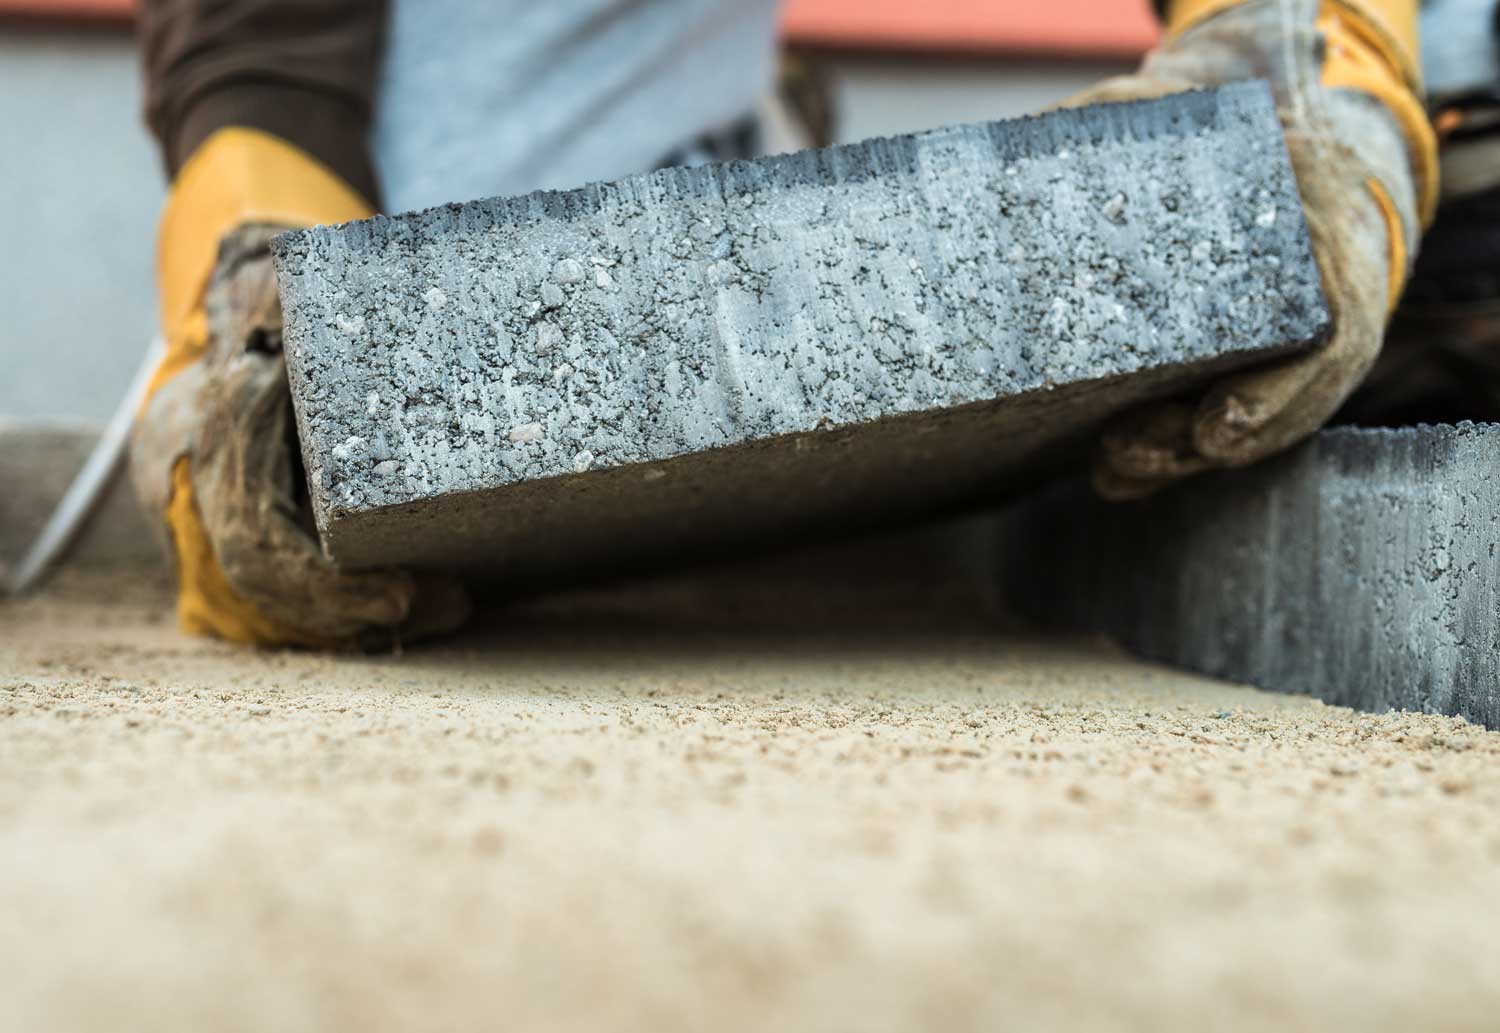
[130,128,470,648]
[1069,0,1438,498]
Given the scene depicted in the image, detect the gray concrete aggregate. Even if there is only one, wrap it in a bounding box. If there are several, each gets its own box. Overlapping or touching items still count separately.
[275,83,1328,579]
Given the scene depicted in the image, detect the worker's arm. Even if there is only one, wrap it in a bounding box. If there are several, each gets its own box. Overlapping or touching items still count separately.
[1074,0,1436,498]
[139,0,386,204]
[131,0,468,647]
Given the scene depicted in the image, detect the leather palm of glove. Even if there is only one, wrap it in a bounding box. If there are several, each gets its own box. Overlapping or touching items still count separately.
[1070,0,1439,498]
[131,128,470,649]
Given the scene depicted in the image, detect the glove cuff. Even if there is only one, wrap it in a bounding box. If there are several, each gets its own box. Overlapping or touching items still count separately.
[1163,1,1420,89]
[150,128,375,403]
[1160,0,1437,230]
[1318,4,1440,228]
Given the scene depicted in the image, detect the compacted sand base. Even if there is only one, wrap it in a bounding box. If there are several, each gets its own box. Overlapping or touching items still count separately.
[3,578,1499,1033]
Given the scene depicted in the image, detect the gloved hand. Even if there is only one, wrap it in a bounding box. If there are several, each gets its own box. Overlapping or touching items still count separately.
[1066,0,1438,498]
[131,128,470,648]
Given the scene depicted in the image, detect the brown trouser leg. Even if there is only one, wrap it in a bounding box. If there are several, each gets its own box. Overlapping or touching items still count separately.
[137,0,388,207]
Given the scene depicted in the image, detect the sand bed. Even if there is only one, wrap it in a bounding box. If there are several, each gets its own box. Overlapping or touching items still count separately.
[3,580,1498,1032]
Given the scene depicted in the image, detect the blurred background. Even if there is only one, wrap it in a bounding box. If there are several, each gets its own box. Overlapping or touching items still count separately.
[2,0,1156,426]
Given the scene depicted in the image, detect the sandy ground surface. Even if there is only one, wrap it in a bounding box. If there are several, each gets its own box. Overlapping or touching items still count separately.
[3,574,1500,1033]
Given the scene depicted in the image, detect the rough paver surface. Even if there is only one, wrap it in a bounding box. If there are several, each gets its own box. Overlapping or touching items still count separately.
[1001,423,1500,729]
[275,83,1327,576]
[3,578,1498,1033]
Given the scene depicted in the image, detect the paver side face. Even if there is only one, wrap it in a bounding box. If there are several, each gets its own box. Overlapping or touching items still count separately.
[998,423,1500,729]
[274,83,1328,575]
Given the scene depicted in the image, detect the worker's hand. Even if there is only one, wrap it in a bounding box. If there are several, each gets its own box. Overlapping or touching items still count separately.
[130,129,470,648]
[1065,0,1437,498]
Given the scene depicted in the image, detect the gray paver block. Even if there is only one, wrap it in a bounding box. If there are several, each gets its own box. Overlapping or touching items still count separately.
[998,423,1500,729]
[274,82,1329,581]
[0,422,158,579]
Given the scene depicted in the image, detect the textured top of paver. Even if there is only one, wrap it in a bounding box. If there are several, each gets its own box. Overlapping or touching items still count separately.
[274,82,1327,569]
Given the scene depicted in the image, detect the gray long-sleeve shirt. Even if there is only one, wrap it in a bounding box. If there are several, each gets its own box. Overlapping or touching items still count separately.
[374,0,782,213]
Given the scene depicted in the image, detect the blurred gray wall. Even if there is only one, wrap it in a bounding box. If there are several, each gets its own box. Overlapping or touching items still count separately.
[1,25,163,424]
[820,56,1132,143]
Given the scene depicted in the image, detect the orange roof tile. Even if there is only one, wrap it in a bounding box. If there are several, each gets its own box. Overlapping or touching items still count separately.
[3,0,1161,58]
[782,0,1160,57]
[0,0,131,19]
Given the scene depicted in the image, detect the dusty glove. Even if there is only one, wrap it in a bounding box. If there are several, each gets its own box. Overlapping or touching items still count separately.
[1070,0,1439,498]
[131,128,470,648]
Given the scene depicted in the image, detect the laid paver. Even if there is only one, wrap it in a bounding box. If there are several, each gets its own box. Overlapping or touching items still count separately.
[999,422,1500,729]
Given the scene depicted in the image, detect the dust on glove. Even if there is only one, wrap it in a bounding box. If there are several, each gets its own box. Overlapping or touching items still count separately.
[1066,0,1437,498]
[131,128,469,648]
